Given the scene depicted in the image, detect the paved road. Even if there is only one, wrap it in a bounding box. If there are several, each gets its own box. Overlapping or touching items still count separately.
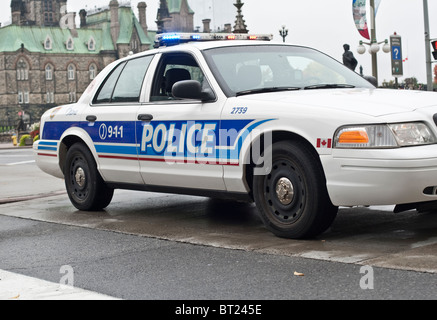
[0,146,436,302]
[1,213,436,301]
[0,147,65,202]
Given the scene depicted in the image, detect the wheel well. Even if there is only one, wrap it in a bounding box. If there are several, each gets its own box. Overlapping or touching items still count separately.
[59,135,86,173]
[244,131,323,195]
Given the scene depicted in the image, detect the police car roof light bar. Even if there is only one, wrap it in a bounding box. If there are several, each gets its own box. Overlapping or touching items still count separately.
[155,33,274,48]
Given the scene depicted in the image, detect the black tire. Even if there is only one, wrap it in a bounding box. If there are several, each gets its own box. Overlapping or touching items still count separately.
[253,140,338,239]
[64,143,114,211]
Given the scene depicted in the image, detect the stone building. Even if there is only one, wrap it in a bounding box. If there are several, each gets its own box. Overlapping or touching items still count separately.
[0,0,163,125]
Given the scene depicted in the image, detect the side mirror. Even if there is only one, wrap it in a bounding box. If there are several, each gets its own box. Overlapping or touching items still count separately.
[363,75,377,87]
[172,80,216,102]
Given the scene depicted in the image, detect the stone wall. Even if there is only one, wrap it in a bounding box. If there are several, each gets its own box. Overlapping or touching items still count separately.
[0,51,107,123]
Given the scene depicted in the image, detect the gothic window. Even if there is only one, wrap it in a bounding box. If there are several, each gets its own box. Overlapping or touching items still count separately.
[66,37,74,51]
[67,64,76,80]
[88,37,96,51]
[45,64,53,80]
[16,60,29,81]
[89,64,97,80]
[44,36,52,50]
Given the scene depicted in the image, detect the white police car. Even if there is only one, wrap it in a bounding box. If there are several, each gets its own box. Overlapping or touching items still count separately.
[34,33,437,239]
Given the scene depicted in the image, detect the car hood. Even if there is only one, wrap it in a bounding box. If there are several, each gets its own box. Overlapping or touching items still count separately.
[242,88,437,117]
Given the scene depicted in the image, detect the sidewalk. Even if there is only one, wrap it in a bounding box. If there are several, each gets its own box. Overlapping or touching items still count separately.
[0,142,32,149]
[0,269,120,300]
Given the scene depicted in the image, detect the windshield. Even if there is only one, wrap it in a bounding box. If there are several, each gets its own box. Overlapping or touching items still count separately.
[202,45,374,97]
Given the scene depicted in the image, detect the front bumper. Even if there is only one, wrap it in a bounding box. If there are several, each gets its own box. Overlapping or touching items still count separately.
[321,144,437,207]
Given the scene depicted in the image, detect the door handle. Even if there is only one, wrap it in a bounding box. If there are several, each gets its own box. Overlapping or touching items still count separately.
[138,114,154,121]
[86,115,97,122]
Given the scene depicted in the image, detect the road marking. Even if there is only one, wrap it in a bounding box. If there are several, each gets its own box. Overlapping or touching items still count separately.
[0,269,120,300]
[6,160,36,166]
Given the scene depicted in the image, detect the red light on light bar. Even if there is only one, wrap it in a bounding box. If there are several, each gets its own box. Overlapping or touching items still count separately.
[249,35,257,40]
[227,35,236,40]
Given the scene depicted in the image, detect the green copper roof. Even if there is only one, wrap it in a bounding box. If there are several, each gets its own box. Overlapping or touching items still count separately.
[168,0,194,14]
[0,5,154,53]
[0,25,113,54]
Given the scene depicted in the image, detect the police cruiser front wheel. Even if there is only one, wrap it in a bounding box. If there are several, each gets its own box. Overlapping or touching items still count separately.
[64,143,114,211]
[253,141,338,239]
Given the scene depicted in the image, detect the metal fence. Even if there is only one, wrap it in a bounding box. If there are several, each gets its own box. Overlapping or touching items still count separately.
[0,121,15,134]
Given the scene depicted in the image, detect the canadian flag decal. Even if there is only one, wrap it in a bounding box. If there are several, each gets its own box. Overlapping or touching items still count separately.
[317,138,332,149]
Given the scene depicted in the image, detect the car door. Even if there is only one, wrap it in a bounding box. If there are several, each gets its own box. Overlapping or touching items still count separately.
[136,51,226,191]
[83,54,154,184]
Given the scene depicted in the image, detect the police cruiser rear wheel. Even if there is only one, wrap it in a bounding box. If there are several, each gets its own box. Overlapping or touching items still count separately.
[64,143,114,211]
[253,141,338,239]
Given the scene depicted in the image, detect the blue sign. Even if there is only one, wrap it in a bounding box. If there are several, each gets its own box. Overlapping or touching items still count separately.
[392,46,402,60]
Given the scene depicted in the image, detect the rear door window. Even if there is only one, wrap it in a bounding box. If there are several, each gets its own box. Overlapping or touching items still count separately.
[93,55,153,104]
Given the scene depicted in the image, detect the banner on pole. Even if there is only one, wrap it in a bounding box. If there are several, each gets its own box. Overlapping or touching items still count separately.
[353,0,370,40]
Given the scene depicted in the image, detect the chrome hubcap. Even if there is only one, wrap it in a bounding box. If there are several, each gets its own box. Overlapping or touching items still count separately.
[74,167,86,188]
[275,177,294,205]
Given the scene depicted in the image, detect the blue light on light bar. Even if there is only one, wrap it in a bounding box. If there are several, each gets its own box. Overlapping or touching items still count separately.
[162,34,181,41]
[155,33,273,48]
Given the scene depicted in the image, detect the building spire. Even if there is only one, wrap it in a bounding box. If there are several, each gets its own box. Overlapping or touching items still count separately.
[156,0,171,34]
[233,0,248,34]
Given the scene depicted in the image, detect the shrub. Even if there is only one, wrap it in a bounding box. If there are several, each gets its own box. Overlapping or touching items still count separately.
[19,134,31,146]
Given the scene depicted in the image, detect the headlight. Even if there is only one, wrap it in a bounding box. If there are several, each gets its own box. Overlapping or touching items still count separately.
[334,122,437,149]
[389,123,436,146]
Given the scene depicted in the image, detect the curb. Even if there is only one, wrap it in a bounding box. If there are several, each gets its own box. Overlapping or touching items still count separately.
[0,144,33,150]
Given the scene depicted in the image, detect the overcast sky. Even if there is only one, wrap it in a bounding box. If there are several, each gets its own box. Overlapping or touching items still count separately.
[1,0,436,84]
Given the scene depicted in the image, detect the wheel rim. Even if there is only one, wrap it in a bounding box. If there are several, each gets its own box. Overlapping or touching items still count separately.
[75,167,86,188]
[264,159,305,224]
[275,177,294,205]
[68,155,89,202]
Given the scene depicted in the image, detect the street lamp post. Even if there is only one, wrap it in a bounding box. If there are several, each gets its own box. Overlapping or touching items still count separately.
[423,0,433,91]
[356,0,390,85]
[279,25,288,43]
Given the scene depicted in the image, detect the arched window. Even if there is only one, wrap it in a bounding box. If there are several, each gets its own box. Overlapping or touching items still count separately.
[45,64,53,80]
[67,64,75,80]
[89,64,97,80]
[44,35,52,50]
[66,37,74,51]
[88,37,96,51]
[16,59,28,81]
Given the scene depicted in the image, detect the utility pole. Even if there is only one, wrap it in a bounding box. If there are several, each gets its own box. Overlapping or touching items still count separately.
[357,0,390,86]
[369,0,378,83]
[423,0,433,91]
